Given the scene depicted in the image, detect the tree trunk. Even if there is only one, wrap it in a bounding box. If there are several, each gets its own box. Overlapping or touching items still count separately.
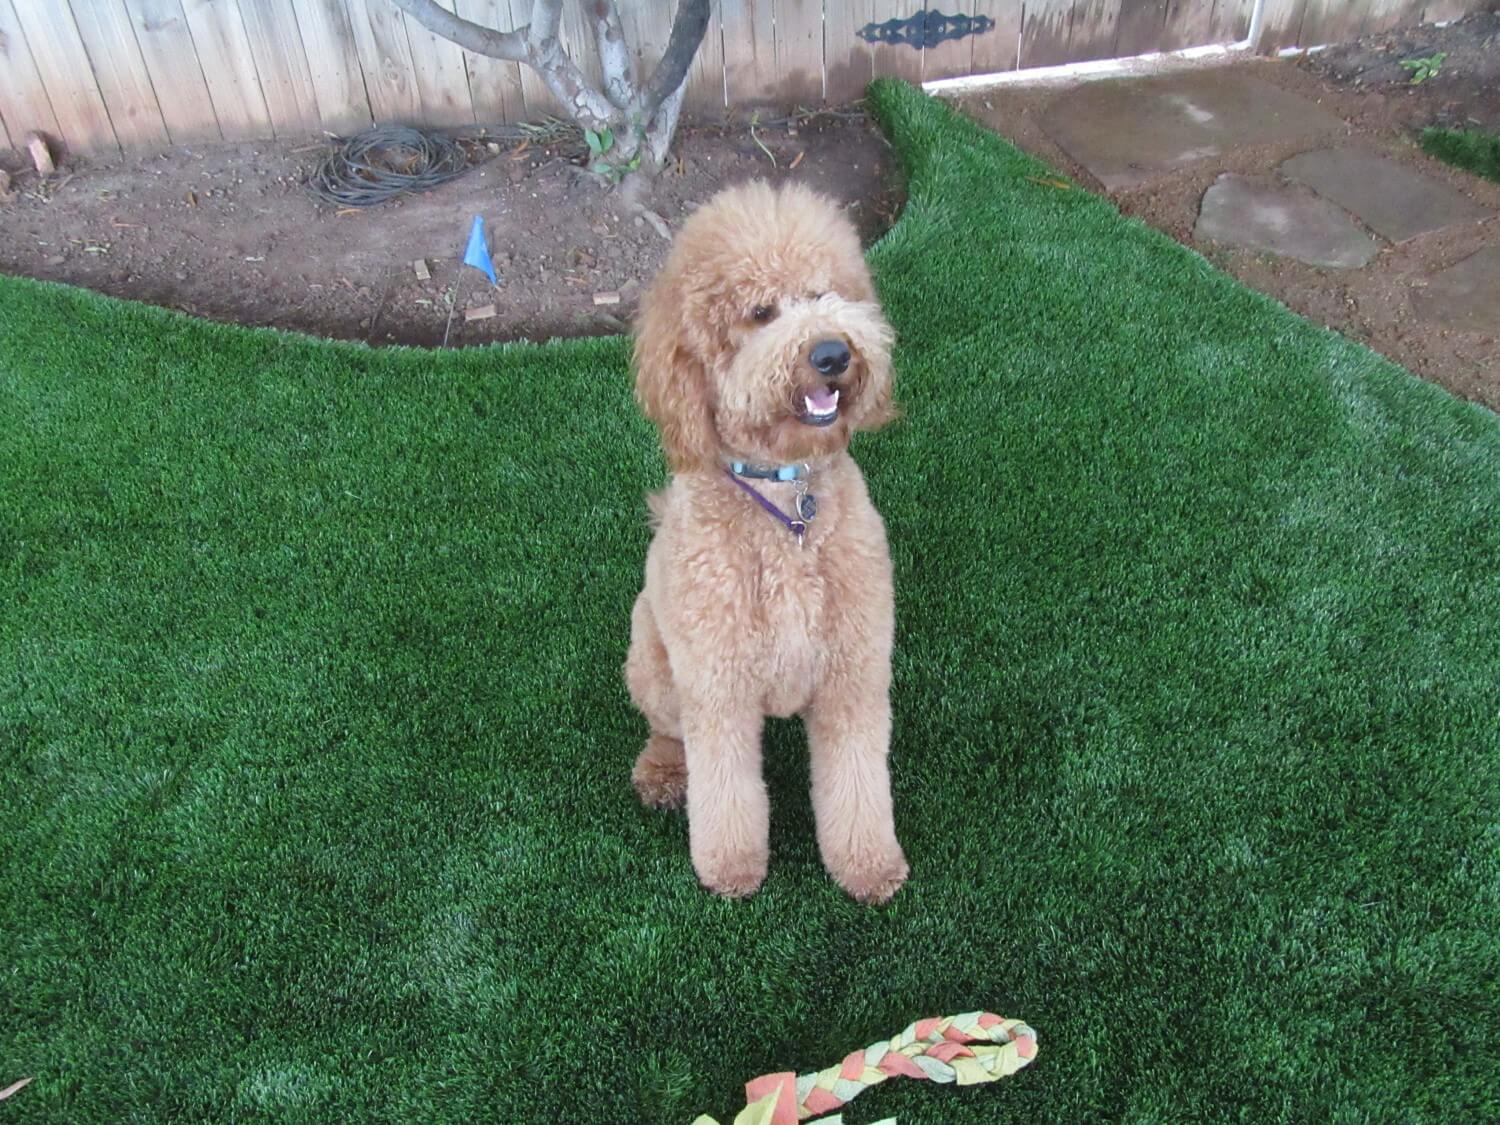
[390,0,710,182]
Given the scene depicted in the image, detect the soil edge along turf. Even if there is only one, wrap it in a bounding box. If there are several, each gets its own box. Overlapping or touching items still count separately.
[3,80,1498,1121]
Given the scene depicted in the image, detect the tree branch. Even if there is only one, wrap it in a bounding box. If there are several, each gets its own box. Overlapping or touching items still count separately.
[637,0,711,119]
[527,0,562,55]
[592,1,637,110]
[390,0,527,61]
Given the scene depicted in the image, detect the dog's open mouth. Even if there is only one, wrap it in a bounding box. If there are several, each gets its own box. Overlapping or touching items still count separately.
[798,386,841,426]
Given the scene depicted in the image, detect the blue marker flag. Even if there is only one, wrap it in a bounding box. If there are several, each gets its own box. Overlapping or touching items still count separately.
[462,214,498,286]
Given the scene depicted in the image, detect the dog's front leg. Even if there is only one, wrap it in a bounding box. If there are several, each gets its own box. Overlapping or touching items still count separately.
[806,687,908,904]
[681,703,769,898]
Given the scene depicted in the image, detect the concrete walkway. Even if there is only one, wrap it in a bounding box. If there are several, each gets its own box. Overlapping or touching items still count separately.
[985,69,1500,337]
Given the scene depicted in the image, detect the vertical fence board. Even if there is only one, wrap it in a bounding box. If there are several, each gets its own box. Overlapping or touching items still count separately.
[12,0,120,152]
[1299,0,1372,44]
[1160,0,1217,47]
[404,0,477,126]
[66,0,168,149]
[1421,1,1472,23]
[969,0,1023,73]
[774,0,824,105]
[1114,0,1168,54]
[122,0,219,141]
[1363,0,1428,34]
[1208,0,1254,41]
[685,0,726,113]
[0,0,63,146]
[923,0,976,82]
[825,0,876,101]
[869,0,923,84]
[1253,0,1307,49]
[722,0,777,107]
[1019,0,1073,66]
[455,0,524,124]
[288,0,370,134]
[180,0,272,138]
[504,0,552,116]
[237,0,320,136]
[345,0,420,123]
[1069,0,1125,60]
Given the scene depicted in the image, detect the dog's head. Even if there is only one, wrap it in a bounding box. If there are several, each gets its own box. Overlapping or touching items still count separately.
[633,181,895,471]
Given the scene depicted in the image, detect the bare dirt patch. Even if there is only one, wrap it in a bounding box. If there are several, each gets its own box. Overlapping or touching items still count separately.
[0,110,901,348]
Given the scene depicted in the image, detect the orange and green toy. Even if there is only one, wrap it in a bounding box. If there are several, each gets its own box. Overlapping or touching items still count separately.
[691,1011,1037,1125]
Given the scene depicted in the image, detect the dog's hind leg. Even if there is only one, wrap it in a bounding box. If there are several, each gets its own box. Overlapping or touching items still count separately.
[624,593,687,810]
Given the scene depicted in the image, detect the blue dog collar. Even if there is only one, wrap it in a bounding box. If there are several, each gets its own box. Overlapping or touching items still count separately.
[728,461,806,482]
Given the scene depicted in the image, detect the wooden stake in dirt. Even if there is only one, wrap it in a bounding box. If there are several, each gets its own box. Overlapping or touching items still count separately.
[413,259,431,281]
[25,133,55,176]
[592,290,621,306]
[464,304,497,322]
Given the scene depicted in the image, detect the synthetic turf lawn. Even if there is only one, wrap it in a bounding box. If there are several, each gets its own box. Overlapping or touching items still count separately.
[1421,125,1500,184]
[3,81,1499,1122]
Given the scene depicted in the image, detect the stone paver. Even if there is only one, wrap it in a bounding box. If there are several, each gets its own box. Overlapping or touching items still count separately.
[1195,174,1381,268]
[1280,148,1493,243]
[1411,247,1500,334]
[1039,71,1344,190]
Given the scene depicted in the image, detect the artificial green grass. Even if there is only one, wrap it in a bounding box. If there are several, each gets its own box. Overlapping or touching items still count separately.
[4,80,1499,1122]
[1421,125,1500,183]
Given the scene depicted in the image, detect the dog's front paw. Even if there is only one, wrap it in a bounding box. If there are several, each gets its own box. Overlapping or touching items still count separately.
[632,735,687,810]
[694,848,768,899]
[828,841,909,905]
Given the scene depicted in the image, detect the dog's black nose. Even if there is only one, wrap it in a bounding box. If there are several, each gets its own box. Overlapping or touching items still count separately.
[809,339,850,378]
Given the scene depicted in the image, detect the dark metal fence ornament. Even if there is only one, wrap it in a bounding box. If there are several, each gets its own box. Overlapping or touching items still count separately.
[857,10,995,50]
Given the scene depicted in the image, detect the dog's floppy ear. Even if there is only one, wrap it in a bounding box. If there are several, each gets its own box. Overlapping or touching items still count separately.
[633,273,718,471]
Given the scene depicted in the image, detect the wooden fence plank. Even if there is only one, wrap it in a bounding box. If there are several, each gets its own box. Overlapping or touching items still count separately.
[0,0,63,147]
[1208,0,1255,41]
[180,0,272,138]
[775,0,824,105]
[1298,0,1371,45]
[287,0,370,134]
[722,0,777,107]
[869,0,922,85]
[345,0,420,123]
[557,0,602,97]
[923,0,975,82]
[1069,0,1125,60]
[1421,1,1473,23]
[1253,0,1306,50]
[455,0,524,124]
[122,0,219,141]
[617,0,669,114]
[404,0,477,126]
[825,0,875,102]
[503,0,552,117]
[1160,0,1217,48]
[685,0,726,113]
[1018,0,1073,66]
[1363,0,1427,34]
[969,0,1023,74]
[12,0,120,152]
[66,0,169,149]
[1114,0,1168,54]
[236,0,320,135]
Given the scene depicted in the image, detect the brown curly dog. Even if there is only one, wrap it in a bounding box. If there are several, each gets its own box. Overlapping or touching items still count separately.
[624,181,907,903]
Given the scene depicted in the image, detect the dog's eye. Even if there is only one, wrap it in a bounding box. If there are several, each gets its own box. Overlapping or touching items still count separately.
[750,304,777,324]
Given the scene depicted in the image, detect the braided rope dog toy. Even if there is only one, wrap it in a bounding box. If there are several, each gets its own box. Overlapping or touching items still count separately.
[691,1011,1037,1125]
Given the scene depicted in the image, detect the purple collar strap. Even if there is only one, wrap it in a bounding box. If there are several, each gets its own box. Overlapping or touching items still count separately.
[723,470,809,544]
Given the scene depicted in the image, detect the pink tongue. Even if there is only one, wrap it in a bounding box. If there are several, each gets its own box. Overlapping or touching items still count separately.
[807,387,838,411]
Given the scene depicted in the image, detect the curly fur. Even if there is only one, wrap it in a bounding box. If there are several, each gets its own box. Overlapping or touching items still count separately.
[624,181,908,903]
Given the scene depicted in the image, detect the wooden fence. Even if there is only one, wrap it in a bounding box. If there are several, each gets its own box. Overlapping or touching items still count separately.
[0,1,1489,156]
